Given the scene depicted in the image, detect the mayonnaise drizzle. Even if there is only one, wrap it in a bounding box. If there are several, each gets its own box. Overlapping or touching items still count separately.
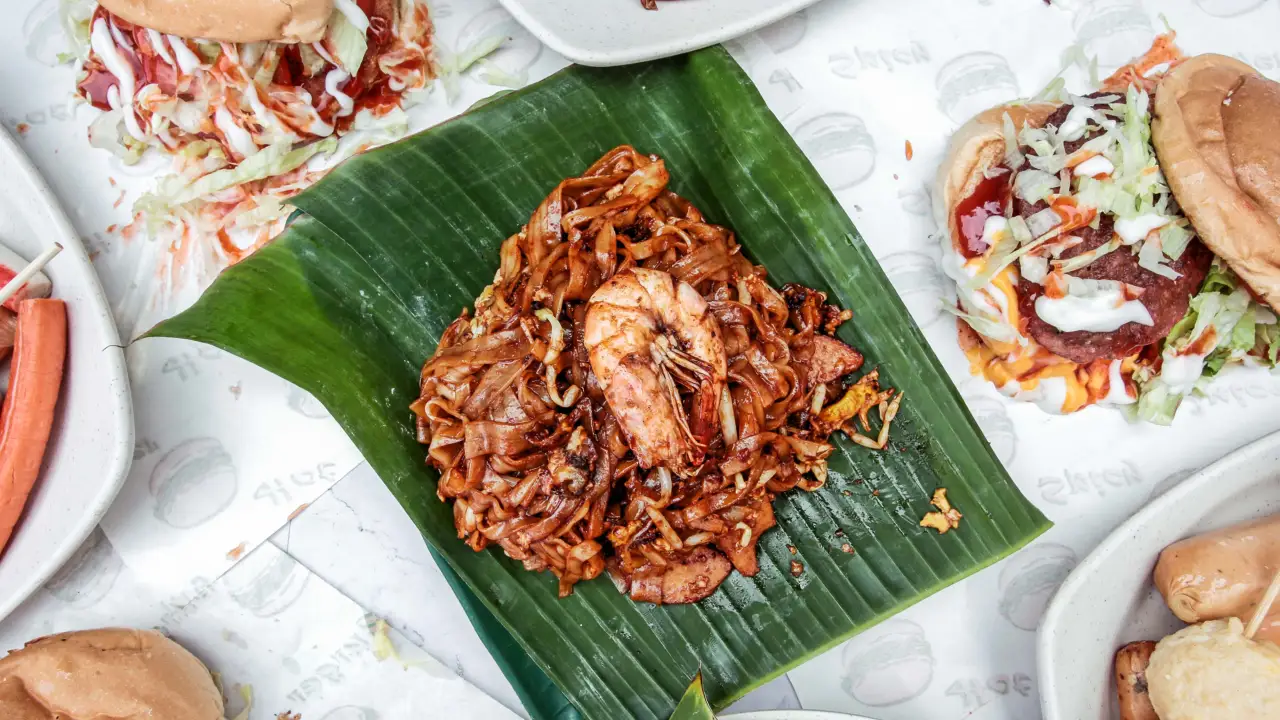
[214,106,258,160]
[167,35,202,75]
[1058,106,1098,141]
[1161,352,1206,395]
[91,19,147,142]
[1073,155,1114,178]
[334,0,371,32]
[1100,359,1135,405]
[146,28,174,67]
[325,69,355,117]
[1034,283,1153,333]
[1115,213,1172,245]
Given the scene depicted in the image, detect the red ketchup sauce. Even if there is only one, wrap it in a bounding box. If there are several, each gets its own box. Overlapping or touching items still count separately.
[953,168,1012,259]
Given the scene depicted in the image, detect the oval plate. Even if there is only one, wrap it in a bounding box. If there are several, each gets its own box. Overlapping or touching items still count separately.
[495,0,820,67]
[1037,429,1280,720]
[0,126,133,620]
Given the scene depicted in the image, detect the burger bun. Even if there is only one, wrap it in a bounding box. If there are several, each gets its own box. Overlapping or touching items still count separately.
[99,0,335,43]
[1153,54,1280,312]
[934,103,1059,246]
[0,628,224,720]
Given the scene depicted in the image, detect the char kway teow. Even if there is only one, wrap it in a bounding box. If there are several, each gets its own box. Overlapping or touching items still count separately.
[411,146,904,605]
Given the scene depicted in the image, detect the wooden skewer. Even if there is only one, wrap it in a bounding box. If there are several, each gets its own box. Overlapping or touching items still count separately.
[0,243,62,308]
[1244,567,1280,640]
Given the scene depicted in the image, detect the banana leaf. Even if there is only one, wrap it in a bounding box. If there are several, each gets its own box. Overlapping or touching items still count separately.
[150,46,1049,719]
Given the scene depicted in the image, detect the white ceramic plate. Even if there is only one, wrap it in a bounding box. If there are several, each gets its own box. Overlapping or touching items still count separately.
[1037,430,1280,720]
[495,0,821,67]
[0,126,133,620]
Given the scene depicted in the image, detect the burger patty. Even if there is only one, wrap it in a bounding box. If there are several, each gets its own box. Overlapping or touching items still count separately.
[1013,99,1213,364]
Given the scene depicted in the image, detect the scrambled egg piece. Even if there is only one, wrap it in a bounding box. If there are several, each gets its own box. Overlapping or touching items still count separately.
[818,369,893,431]
[920,488,963,534]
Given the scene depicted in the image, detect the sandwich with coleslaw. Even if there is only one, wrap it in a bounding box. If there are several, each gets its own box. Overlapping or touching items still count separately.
[935,37,1280,424]
[64,0,436,275]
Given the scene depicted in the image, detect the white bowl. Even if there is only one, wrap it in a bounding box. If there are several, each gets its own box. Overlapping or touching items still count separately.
[496,0,821,67]
[0,126,133,620]
[1037,429,1280,720]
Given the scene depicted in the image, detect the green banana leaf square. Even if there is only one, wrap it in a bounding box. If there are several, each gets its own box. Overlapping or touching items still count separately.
[152,46,1049,720]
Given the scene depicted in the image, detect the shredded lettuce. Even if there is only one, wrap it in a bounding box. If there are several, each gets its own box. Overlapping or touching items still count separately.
[942,303,1019,345]
[58,0,94,63]
[1159,221,1193,261]
[138,137,337,212]
[1133,261,1279,423]
[326,8,369,74]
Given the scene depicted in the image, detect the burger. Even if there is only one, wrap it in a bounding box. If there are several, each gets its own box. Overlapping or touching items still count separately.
[0,628,224,719]
[936,36,1280,423]
[64,0,436,270]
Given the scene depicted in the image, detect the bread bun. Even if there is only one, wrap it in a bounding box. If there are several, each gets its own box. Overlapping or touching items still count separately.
[933,103,1059,248]
[0,628,224,720]
[99,0,334,43]
[1152,54,1280,312]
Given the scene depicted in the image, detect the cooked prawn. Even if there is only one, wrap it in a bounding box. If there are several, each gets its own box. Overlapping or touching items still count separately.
[584,267,727,475]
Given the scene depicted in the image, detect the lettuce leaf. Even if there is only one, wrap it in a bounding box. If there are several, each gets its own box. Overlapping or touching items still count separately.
[326,8,368,75]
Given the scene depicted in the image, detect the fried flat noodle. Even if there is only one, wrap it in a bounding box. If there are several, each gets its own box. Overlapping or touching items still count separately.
[412,146,897,604]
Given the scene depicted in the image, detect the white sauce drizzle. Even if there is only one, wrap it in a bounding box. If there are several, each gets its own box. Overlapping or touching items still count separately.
[1001,377,1070,414]
[324,69,355,117]
[167,35,202,75]
[1100,359,1135,405]
[1035,283,1154,333]
[244,85,299,144]
[334,0,372,32]
[1115,213,1172,245]
[145,28,174,67]
[1162,352,1206,396]
[91,19,147,142]
[312,41,337,66]
[1058,106,1098,141]
[1073,155,1115,178]
[214,106,258,160]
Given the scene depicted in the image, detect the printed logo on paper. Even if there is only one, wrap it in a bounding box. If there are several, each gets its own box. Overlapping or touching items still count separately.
[839,618,934,706]
[149,437,239,529]
[935,52,1019,125]
[789,111,876,189]
[997,542,1077,631]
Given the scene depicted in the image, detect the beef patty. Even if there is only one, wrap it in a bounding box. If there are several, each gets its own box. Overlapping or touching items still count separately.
[1014,99,1212,364]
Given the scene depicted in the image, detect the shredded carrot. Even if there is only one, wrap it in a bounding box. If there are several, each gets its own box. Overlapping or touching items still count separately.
[1100,32,1185,93]
[1065,150,1099,169]
[904,140,914,161]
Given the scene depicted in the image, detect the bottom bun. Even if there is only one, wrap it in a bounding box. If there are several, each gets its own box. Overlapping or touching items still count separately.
[0,628,224,720]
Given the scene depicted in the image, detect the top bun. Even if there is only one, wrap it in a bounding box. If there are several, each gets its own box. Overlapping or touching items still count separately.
[99,0,335,43]
[0,628,224,720]
[933,102,1060,247]
[1152,53,1280,312]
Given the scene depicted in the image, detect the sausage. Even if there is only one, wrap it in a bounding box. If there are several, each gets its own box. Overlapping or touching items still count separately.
[0,299,67,555]
[1153,515,1280,626]
[1115,641,1159,720]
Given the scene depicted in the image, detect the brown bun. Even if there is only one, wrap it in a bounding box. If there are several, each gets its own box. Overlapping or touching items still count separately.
[1152,54,1280,312]
[934,103,1059,248]
[99,0,334,43]
[0,628,224,720]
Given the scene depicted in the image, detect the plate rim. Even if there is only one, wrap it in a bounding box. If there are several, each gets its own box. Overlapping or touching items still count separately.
[0,124,134,621]
[493,0,823,67]
[1035,427,1280,719]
